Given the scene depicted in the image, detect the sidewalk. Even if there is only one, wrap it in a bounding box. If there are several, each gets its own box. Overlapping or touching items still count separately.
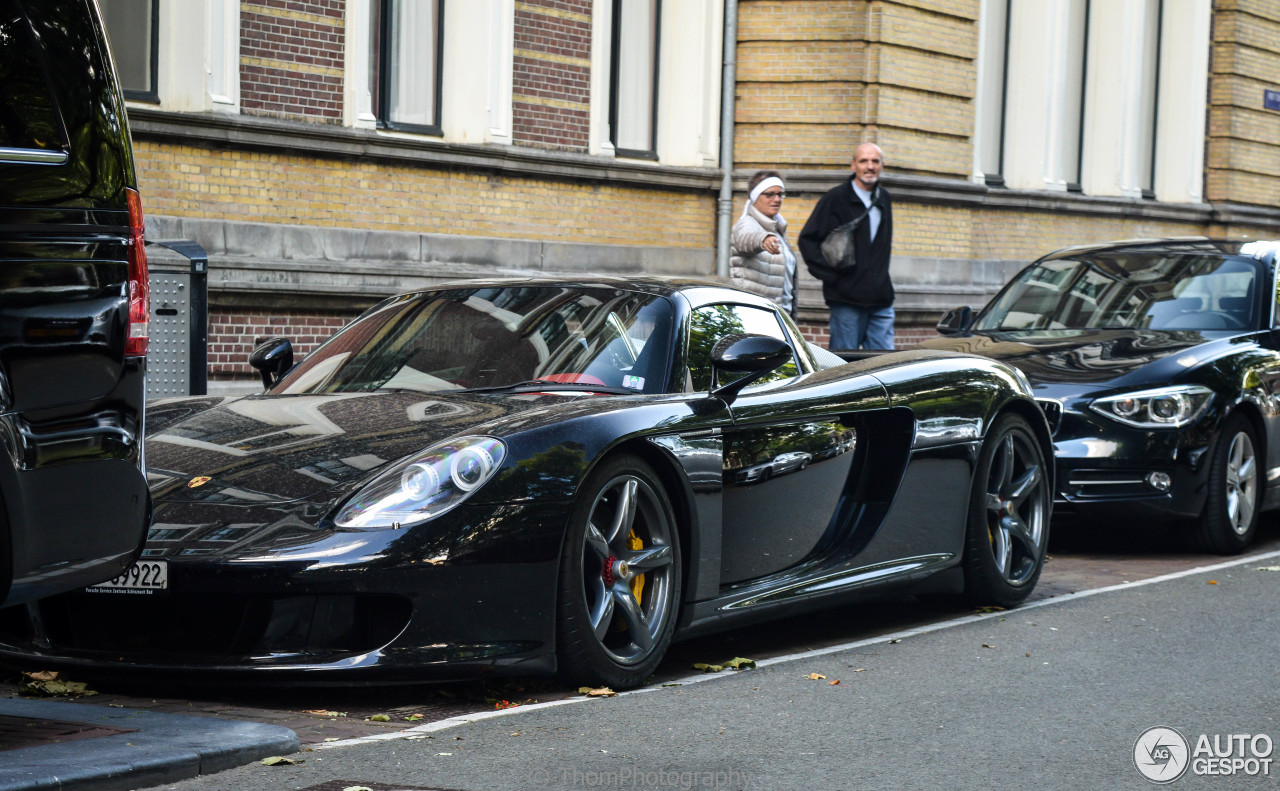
[0,697,297,791]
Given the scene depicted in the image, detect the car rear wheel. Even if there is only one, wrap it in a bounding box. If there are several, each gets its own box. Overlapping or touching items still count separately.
[1187,414,1258,554]
[556,455,681,689]
[962,413,1051,607]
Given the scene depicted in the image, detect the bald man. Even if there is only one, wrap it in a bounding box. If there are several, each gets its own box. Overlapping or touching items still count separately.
[798,142,895,350]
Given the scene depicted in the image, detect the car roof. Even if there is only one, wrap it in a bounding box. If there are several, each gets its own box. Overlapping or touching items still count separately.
[420,276,781,311]
[1039,238,1278,265]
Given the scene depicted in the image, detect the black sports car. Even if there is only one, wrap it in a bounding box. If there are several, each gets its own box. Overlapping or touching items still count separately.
[0,279,1052,688]
[921,239,1280,554]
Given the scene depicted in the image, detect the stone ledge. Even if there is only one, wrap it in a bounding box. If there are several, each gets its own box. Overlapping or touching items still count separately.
[128,107,721,193]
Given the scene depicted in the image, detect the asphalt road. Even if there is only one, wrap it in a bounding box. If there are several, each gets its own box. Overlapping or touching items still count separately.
[120,522,1280,791]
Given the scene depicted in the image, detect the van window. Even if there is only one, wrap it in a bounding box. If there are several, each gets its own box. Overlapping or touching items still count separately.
[0,1,66,154]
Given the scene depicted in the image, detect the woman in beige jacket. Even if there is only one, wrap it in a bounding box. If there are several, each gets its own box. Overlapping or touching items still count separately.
[730,170,797,317]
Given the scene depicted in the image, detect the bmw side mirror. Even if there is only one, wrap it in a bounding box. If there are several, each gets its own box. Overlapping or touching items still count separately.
[249,337,294,389]
[709,334,794,405]
[936,305,974,335]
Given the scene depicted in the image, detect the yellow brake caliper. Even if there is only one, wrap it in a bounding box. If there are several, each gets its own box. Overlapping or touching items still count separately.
[628,529,645,604]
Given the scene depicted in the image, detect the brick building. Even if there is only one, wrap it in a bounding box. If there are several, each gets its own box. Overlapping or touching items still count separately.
[100,0,1280,391]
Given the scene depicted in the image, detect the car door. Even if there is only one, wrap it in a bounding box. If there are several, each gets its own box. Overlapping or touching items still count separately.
[685,302,880,586]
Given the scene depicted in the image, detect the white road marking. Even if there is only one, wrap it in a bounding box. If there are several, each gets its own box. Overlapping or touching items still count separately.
[316,546,1280,750]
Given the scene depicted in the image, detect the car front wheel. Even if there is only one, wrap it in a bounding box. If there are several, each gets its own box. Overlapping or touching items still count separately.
[556,454,681,689]
[962,413,1051,607]
[1187,414,1259,554]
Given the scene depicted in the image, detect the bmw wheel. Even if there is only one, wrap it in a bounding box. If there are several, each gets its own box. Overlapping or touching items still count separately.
[1187,414,1259,555]
[962,413,1051,607]
[556,455,681,689]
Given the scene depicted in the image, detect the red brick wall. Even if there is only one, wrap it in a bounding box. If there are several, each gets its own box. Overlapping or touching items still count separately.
[240,1,345,123]
[797,319,934,351]
[512,0,593,149]
[209,308,353,378]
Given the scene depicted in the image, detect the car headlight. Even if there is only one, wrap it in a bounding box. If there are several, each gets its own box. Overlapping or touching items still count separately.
[334,436,507,529]
[1089,385,1214,429]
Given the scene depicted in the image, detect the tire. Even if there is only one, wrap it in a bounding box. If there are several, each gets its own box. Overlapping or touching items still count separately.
[556,454,681,689]
[962,414,1052,607]
[1186,414,1259,554]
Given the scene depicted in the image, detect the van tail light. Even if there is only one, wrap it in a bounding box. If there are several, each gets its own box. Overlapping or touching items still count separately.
[125,188,149,357]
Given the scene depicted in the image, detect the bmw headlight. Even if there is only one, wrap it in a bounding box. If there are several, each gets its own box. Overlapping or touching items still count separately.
[1089,385,1214,429]
[334,436,506,528]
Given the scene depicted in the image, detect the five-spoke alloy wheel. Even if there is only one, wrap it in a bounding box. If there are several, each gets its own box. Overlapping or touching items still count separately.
[962,413,1052,606]
[556,454,681,689]
[1187,414,1259,554]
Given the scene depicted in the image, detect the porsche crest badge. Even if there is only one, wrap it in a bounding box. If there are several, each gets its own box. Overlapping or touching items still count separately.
[187,476,212,488]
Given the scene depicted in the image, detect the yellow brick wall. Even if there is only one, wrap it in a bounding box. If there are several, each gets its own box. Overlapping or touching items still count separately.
[134,141,714,248]
[777,195,1206,266]
[1208,5,1280,207]
[735,0,978,177]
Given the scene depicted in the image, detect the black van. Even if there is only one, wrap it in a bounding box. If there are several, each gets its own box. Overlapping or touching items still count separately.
[0,0,151,605]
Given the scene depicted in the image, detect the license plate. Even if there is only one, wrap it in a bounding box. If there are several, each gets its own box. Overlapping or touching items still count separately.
[87,560,168,593]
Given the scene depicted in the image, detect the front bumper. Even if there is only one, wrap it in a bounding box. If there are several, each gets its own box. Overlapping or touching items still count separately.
[1049,407,1214,523]
[0,499,571,682]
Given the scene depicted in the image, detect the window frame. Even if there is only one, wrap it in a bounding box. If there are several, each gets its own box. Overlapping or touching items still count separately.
[372,0,446,137]
[607,0,661,160]
[102,0,159,104]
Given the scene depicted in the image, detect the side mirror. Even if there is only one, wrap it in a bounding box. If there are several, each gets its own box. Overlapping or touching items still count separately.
[936,305,974,335]
[249,337,294,389]
[709,334,794,405]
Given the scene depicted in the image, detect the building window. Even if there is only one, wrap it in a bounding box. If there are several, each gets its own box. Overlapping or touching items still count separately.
[1056,0,1089,192]
[98,0,158,103]
[371,0,444,135]
[1137,0,1163,198]
[609,0,660,159]
[974,0,1010,187]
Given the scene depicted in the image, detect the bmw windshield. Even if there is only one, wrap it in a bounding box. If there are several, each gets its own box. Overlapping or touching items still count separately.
[975,252,1261,332]
[270,286,675,395]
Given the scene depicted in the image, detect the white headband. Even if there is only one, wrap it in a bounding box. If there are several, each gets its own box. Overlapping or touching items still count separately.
[749,177,785,203]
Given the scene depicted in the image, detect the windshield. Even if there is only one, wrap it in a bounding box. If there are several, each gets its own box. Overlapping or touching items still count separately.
[975,253,1261,332]
[271,286,675,395]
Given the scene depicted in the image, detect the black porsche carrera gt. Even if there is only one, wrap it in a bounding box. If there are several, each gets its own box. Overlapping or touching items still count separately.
[0,279,1052,688]
[922,239,1280,554]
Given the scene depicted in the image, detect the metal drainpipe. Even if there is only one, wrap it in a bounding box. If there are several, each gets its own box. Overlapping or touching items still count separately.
[715,0,739,280]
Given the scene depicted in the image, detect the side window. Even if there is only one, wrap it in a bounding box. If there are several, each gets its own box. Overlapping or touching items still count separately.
[686,304,798,392]
[0,2,67,160]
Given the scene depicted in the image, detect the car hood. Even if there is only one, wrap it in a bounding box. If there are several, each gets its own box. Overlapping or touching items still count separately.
[918,328,1245,391]
[145,389,602,506]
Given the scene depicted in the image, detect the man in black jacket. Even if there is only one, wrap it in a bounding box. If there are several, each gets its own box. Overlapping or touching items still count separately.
[798,142,895,350]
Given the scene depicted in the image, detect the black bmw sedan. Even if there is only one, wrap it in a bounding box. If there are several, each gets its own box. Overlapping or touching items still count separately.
[921,239,1280,554]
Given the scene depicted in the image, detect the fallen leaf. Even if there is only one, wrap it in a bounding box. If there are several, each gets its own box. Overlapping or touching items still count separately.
[852,668,867,673]
[368,714,391,722]
[888,639,901,644]
[807,673,827,680]
[981,643,995,649]
[724,657,756,670]
[343,786,374,791]
[302,709,347,717]
[22,671,58,682]
[975,606,1005,614]
[692,662,723,673]
[828,679,841,686]
[579,687,616,697]
[1208,580,1218,585]
[660,683,683,687]
[260,756,300,766]
[404,713,425,722]
[324,738,340,742]
[1025,652,1031,658]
